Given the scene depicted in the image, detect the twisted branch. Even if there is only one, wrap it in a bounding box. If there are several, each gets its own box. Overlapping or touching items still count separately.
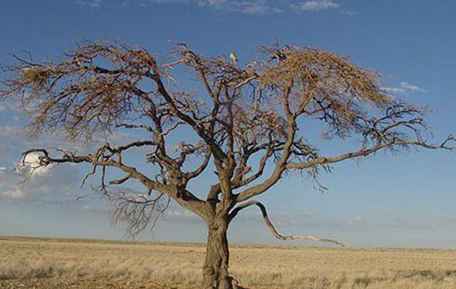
[229,200,346,247]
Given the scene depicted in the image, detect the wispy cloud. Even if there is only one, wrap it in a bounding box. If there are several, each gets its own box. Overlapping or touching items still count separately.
[291,0,340,12]
[382,82,427,94]
[0,125,83,201]
[0,121,150,202]
[0,158,82,201]
[399,82,427,93]
[197,0,283,14]
[76,0,103,8]
[196,0,226,6]
[0,99,19,113]
[347,215,368,226]
[148,0,189,4]
[340,9,358,16]
[76,0,348,15]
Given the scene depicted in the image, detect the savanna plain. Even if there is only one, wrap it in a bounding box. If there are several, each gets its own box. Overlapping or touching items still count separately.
[1,236,456,289]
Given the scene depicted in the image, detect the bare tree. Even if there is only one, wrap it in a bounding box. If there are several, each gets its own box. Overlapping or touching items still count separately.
[1,42,454,289]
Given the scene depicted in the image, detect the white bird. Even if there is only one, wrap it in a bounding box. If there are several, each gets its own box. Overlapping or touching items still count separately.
[229,51,238,64]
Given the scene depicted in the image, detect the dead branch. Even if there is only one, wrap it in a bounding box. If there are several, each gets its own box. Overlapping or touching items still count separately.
[19,147,208,219]
[111,190,170,237]
[229,200,346,247]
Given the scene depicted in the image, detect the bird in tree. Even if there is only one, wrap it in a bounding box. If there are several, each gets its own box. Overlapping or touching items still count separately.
[0,42,454,289]
[229,51,238,65]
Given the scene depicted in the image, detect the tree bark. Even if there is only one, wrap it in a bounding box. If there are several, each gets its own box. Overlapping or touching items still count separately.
[202,217,233,289]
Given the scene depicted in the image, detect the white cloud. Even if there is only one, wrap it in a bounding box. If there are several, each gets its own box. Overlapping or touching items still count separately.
[1,188,26,200]
[76,0,103,8]
[105,0,284,14]
[197,0,282,14]
[148,0,189,3]
[381,87,405,94]
[197,0,226,6]
[0,152,54,199]
[0,159,82,201]
[340,9,357,16]
[399,82,426,93]
[291,0,340,12]
[75,0,350,14]
[382,82,427,94]
[233,1,283,14]
[0,120,148,202]
[347,215,367,226]
[0,126,24,137]
[0,127,83,201]
[17,152,53,177]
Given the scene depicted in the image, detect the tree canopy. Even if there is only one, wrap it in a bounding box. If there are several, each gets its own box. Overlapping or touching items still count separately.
[1,42,454,289]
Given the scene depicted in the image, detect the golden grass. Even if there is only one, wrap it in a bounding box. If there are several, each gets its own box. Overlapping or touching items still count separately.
[1,236,456,289]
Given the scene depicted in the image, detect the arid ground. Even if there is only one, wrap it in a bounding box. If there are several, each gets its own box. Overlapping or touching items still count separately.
[1,236,456,289]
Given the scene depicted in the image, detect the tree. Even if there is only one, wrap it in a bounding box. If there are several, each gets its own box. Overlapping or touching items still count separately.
[1,42,454,289]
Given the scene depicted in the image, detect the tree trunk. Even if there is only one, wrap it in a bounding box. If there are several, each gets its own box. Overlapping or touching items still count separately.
[202,217,233,289]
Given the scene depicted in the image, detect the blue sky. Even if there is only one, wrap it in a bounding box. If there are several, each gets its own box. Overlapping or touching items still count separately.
[0,0,455,248]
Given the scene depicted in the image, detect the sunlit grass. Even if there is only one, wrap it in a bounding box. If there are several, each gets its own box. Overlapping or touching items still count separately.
[1,236,456,289]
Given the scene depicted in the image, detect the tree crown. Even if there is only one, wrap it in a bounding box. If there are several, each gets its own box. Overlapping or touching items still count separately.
[1,42,453,235]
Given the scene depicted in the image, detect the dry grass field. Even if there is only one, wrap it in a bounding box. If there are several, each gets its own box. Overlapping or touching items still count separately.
[1,236,456,289]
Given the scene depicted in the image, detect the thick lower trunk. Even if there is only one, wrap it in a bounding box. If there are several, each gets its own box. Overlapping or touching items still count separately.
[202,218,233,289]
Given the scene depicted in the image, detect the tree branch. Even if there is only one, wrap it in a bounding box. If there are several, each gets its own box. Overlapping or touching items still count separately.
[286,136,456,170]
[229,200,346,247]
[150,73,227,161]
[21,147,208,219]
[234,116,296,203]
